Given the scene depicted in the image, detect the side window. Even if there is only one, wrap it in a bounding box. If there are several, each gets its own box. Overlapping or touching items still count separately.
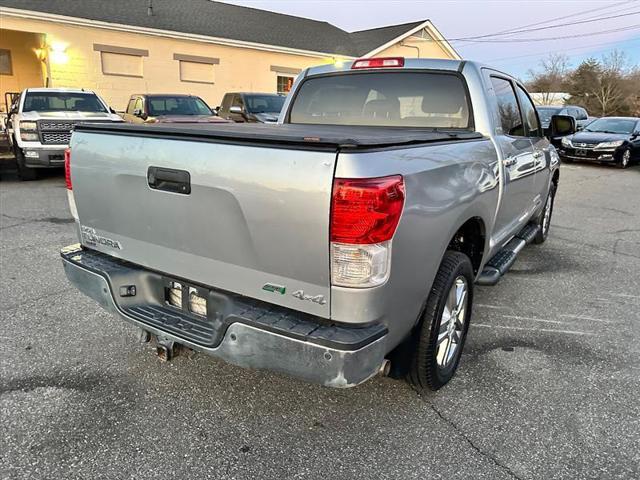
[220,94,232,112]
[578,108,588,120]
[516,86,542,138]
[134,97,143,113]
[490,76,524,137]
[231,94,244,109]
[126,98,136,114]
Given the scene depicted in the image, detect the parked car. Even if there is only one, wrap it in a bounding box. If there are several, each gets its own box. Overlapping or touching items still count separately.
[122,94,230,124]
[538,105,591,133]
[558,116,640,169]
[4,88,122,180]
[216,93,286,123]
[61,57,574,390]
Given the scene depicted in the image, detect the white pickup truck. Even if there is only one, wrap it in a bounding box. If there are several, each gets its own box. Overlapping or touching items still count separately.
[5,88,122,180]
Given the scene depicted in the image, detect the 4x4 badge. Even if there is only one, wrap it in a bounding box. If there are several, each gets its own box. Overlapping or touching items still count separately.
[292,290,326,305]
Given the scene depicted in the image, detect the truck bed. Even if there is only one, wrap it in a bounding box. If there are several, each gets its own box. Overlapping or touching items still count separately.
[74,122,483,150]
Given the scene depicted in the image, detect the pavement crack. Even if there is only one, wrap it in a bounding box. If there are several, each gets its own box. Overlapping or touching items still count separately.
[416,393,524,480]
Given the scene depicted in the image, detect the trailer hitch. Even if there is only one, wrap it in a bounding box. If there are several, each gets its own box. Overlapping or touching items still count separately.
[156,337,176,362]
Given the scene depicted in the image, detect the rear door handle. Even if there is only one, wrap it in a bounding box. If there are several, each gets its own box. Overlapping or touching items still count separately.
[147,166,191,194]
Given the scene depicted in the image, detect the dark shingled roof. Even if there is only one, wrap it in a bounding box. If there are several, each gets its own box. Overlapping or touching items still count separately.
[0,0,430,57]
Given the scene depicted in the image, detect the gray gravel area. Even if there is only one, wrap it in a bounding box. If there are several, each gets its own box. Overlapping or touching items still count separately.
[1,163,639,480]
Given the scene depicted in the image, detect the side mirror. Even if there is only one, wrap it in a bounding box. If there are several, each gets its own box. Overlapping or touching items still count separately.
[631,131,640,139]
[229,105,243,114]
[550,114,576,137]
[133,108,147,119]
[212,107,220,115]
[109,107,117,114]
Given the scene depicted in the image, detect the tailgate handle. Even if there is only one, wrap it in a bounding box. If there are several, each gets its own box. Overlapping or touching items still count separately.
[147,167,191,194]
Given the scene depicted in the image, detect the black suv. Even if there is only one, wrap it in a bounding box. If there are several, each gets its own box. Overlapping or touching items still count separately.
[216,93,286,123]
[537,105,592,133]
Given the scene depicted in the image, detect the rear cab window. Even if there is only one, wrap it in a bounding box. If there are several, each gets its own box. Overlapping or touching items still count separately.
[289,72,471,129]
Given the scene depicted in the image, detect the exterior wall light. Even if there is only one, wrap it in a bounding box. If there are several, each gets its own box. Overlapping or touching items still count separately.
[49,42,69,64]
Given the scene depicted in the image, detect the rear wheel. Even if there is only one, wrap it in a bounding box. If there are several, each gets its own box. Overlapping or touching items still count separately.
[408,251,473,391]
[15,148,37,181]
[534,183,556,244]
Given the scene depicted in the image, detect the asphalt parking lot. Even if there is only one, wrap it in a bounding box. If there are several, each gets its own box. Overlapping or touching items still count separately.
[1,162,639,480]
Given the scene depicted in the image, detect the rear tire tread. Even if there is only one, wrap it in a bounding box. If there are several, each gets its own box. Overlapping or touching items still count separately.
[408,251,473,391]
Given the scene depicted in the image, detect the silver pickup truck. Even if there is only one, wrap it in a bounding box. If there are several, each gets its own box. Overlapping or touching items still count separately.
[61,58,574,389]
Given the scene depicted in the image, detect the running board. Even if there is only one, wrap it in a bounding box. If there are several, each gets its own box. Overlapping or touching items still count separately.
[476,223,540,286]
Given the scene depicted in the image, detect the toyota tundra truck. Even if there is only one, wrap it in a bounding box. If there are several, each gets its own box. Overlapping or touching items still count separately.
[5,88,122,180]
[61,58,574,389]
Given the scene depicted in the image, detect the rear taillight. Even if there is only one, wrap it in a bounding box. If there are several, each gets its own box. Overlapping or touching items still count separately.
[330,176,404,287]
[64,148,72,190]
[351,57,405,69]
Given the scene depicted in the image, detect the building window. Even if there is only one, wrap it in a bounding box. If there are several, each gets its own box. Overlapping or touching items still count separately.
[271,66,301,94]
[94,44,148,78]
[173,54,219,84]
[277,75,294,94]
[0,49,12,75]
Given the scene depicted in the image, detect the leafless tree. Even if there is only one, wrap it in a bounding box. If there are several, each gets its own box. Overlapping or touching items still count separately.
[526,54,570,105]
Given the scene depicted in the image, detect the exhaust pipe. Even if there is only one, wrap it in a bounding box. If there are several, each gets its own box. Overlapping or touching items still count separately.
[378,359,391,377]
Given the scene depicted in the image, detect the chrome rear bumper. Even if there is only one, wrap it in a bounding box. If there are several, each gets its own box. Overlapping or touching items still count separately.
[61,245,387,387]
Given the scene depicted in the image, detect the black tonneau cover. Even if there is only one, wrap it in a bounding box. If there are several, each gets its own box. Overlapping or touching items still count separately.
[74,122,483,150]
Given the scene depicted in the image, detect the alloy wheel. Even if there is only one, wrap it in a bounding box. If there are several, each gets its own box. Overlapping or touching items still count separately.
[542,190,553,235]
[436,276,468,368]
[621,150,631,168]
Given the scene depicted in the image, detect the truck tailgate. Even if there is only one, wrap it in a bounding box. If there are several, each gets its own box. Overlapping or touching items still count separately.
[70,129,336,317]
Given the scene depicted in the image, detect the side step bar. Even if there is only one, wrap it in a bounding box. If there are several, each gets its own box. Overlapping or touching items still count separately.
[476,223,539,286]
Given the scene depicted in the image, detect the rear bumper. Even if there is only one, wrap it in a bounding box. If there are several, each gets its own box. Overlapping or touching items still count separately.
[61,244,387,387]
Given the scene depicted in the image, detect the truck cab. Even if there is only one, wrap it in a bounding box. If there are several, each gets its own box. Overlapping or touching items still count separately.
[122,94,230,125]
[5,88,122,180]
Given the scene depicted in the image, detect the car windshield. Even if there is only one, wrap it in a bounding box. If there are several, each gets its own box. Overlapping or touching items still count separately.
[584,118,637,134]
[537,107,562,123]
[290,72,471,128]
[244,95,286,114]
[147,96,212,116]
[23,92,107,113]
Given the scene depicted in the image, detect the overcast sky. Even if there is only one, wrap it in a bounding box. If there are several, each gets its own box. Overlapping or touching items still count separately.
[219,0,640,79]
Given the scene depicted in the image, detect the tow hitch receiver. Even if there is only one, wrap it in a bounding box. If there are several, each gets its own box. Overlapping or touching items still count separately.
[156,337,176,362]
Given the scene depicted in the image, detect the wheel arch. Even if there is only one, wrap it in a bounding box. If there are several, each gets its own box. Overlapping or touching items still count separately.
[445,216,487,275]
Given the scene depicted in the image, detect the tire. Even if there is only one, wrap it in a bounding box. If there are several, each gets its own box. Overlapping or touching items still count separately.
[15,148,37,181]
[619,149,631,169]
[533,182,556,244]
[408,251,474,391]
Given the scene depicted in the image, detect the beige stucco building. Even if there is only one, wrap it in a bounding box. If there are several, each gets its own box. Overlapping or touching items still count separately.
[0,0,460,111]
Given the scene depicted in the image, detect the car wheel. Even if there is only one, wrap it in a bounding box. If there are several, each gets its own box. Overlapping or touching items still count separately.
[15,148,38,181]
[408,251,473,391]
[619,149,631,169]
[534,182,556,244]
